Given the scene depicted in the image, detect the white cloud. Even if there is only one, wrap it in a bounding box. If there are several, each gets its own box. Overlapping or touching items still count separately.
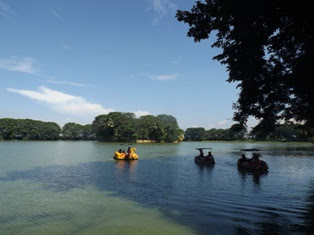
[46,80,93,87]
[51,8,64,22]
[61,43,71,50]
[0,56,39,75]
[217,120,228,126]
[0,1,16,20]
[137,72,179,81]
[133,110,150,118]
[151,73,179,81]
[7,86,115,116]
[148,0,176,25]
[201,120,229,130]
[171,56,182,65]
[151,0,176,14]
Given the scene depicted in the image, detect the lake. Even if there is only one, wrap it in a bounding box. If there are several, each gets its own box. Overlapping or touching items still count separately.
[0,141,313,234]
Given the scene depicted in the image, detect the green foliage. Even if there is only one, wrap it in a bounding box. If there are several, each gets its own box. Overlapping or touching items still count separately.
[0,118,61,140]
[1,117,312,142]
[61,123,95,140]
[184,123,313,142]
[92,112,183,143]
[185,127,206,141]
[156,114,183,142]
[92,112,136,142]
[249,123,311,141]
[184,125,247,141]
[228,124,247,140]
[135,115,158,140]
[205,128,230,141]
[177,0,314,129]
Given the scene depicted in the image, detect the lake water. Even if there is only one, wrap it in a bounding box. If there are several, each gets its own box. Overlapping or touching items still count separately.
[0,141,313,234]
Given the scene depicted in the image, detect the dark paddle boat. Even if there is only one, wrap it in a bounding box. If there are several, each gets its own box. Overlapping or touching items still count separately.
[194,148,215,165]
[237,149,268,172]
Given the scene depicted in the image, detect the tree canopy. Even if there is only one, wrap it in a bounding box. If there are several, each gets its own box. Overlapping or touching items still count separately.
[0,118,61,140]
[185,124,247,141]
[61,123,95,140]
[183,123,314,142]
[185,127,206,141]
[91,112,184,143]
[176,0,314,130]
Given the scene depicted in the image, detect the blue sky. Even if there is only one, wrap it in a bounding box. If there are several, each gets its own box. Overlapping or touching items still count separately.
[0,0,257,130]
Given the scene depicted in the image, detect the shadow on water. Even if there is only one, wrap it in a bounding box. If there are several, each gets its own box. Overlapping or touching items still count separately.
[1,157,313,234]
[0,158,214,234]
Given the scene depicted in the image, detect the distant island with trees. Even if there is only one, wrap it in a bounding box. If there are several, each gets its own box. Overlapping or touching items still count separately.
[1,112,313,142]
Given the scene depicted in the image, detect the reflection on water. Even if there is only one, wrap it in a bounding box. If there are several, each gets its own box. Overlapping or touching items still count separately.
[0,141,313,234]
[114,160,138,181]
[238,170,269,185]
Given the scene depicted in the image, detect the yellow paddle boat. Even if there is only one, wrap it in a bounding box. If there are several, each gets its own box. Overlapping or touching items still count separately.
[113,147,139,160]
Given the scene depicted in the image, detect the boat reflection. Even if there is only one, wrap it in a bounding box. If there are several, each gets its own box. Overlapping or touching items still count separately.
[238,169,268,185]
[114,160,138,181]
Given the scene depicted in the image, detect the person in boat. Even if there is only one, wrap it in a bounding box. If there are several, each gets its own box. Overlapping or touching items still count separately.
[114,149,125,159]
[206,151,214,159]
[127,147,131,159]
[238,153,250,168]
[238,154,247,163]
[238,150,268,172]
[252,153,260,163]
[198,149,204,157]
[251,153,262,168]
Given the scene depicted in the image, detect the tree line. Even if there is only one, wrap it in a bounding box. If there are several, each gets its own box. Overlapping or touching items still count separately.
[185,124,314,142]
[1,114,313,142]
[0,113,184,142]
[0,118,94,141]
[0,118,61,140]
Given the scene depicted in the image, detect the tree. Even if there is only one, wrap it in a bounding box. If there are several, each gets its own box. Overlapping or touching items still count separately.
[228,123,247,140]
[135,115,158,140]
[61,123,95,140]
[0,118,16,140]
[249,123,310,141]
[62,122,81,140]
[42,121,61,140]
[92,114,114,141]
[210,128,229,140]
[156,114,183,142]
[91,112,183,143]
[176,0,314,130]
[92,112,136,142]
[0,118,61,140]
[82,124,95,140]
[185,127,206,141]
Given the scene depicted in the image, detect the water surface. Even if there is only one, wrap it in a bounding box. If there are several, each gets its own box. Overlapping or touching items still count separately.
[0,141,313,234]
